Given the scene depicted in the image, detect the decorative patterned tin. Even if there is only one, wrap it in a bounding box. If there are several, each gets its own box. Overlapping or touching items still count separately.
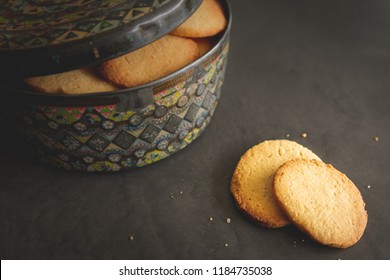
[0,0,231,172]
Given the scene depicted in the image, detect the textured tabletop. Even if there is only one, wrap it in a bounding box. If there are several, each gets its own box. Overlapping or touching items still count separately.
[1,0,389,259]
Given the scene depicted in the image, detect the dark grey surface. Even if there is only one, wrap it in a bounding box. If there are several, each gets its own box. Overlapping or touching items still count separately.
[1,0,389,260]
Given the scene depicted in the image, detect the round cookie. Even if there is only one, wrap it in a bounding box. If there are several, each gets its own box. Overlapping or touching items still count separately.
[231,140,321,228]
[170,0,227,38]
[194,38,214,56]
[100,35,199,88]
[274,159,368,248]
[24,67,119,94]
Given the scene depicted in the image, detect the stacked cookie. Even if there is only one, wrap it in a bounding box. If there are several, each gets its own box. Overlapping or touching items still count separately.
[231,140,368,248]
[24,0,227,95]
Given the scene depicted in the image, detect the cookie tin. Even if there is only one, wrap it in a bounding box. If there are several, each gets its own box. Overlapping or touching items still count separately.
[0,0,232,172]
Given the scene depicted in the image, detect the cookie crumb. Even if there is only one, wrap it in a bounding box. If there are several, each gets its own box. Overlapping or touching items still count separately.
[286,133,290,138]
[367,185,371,189]
[128,235,134,241]
[170,193,174,199]
[179,190,183,195]
[225,243,229,247]
[209,217,213,221]
[301,132,308,138]
[373,136,379,142]
[226,218,231,224]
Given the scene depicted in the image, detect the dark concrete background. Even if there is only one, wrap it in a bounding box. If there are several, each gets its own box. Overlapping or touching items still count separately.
[1,0,389,259]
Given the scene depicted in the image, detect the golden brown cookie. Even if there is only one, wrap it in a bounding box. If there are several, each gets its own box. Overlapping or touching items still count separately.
[194,38,214,56]
[231,140,321,228]
[274,159,368,248]
[170,0,227,38]
[24,67,119,94]
[100,35,199,88]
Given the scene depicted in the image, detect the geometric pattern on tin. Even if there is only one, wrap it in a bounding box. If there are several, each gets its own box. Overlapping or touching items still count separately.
[0,0,172,49]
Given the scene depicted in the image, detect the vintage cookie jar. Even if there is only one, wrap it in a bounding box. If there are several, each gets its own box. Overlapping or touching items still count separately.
[0,0,231,171]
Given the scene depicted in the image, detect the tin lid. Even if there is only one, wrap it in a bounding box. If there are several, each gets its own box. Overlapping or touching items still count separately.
[0,0,202,77]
